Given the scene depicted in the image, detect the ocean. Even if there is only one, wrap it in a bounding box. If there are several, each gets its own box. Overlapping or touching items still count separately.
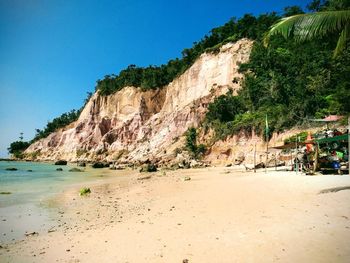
[0,161,116,243]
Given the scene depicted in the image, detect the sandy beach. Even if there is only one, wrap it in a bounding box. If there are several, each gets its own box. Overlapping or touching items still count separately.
[1,166,350,263]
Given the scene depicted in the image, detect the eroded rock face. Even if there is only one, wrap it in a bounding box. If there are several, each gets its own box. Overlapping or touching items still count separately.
[25,39,253,162]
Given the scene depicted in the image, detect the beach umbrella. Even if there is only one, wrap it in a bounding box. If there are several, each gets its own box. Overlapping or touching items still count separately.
[323,115,343,122]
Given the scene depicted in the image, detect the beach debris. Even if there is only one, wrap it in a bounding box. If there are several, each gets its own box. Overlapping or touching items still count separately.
[25,231,39,237]
[55,160,67,165]
[137,175,152,180]
[0,192,12,195]
[48,227,56,233]
[183,259,189,263]
[69,168,84,172]
[56,168,63,171]
[5,167,17,171]
[183,176,191,181]
[79,187,91,196]
[110,164,126,170]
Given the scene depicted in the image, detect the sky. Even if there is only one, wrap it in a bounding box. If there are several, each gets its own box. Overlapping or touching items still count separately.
[0,0,308,157]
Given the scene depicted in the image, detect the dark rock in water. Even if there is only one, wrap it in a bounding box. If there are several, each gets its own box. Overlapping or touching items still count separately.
[56,168,63,171]
[92,162,108,168]
[5,168,17,171]
[55,160,67,165]
[27,169,33,172]
[69,168,83,172]
[0,192,12,195]
[78,162,86,167]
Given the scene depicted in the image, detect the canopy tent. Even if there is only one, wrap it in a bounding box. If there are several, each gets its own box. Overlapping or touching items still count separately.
[316,134,348,144]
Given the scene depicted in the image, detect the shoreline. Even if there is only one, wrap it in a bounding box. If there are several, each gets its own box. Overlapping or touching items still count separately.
[0,162,135,244]
[1,166,350,262]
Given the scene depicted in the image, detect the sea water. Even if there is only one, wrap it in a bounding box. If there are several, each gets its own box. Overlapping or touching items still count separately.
[0,161,115,243]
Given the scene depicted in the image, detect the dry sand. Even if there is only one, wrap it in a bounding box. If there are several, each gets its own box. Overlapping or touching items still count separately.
[1,166,350,263]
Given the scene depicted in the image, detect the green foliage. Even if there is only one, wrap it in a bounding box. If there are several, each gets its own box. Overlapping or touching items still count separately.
[283,6,304,17]
[22,91,93,144]
[33,109,81,142]
[185,127,197,154]
[185,128,206,159]
[264,1,350,57]
[7,141,30,158]
[79,187,91,196]
[96,13,280,96]
[284,132,309,144]
[197,144,207,156]
[205,3,350,142]
[206,92,247,123]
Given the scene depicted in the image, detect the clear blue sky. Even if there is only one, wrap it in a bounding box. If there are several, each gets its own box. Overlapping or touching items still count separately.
[0,0,308,157]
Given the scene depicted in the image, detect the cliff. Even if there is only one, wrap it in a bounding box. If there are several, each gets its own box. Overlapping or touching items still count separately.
[25,39,253,163]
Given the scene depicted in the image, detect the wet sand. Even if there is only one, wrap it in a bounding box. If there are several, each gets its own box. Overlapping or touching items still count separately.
[1,166,350,262]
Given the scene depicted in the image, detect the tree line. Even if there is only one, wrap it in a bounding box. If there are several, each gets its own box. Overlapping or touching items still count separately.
[204,0,350,140]
[96,12,281,95]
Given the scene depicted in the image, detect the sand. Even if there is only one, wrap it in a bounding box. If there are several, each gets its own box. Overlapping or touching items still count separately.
[0,166,350,263]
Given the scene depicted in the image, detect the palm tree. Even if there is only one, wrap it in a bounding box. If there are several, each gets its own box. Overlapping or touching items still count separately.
[264,10,350,57]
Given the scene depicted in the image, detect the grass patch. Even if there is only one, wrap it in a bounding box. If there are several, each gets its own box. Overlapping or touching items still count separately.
[79,187,91,196]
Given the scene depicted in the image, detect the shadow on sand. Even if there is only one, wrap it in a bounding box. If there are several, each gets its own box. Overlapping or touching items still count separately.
[319,186,350,194]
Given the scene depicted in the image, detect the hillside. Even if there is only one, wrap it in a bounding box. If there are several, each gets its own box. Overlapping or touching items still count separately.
[24,40,253,163]
[20,1,350,164]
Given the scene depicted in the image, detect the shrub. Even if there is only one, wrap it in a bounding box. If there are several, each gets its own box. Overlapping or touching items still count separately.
[185,128,207,159]
[79,187,91,196]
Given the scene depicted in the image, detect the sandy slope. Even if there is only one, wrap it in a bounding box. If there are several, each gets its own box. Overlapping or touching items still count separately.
[1,167,350,263]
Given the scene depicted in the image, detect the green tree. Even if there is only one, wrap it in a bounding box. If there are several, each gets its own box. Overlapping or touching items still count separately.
[185,128,207,159]
[8,140,30,158]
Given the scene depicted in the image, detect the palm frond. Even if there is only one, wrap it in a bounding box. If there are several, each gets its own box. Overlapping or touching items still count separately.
[264,10,350,46]
[334,24,350,57]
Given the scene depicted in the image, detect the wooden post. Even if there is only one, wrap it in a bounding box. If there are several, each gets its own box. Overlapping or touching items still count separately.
[295,136,298,174]
[313,143,318,174]
[265,141,269,173]
[275,153,277,171]
[254,142,256,173]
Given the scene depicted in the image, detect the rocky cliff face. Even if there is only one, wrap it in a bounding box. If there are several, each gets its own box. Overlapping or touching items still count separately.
[25,39,253,163]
